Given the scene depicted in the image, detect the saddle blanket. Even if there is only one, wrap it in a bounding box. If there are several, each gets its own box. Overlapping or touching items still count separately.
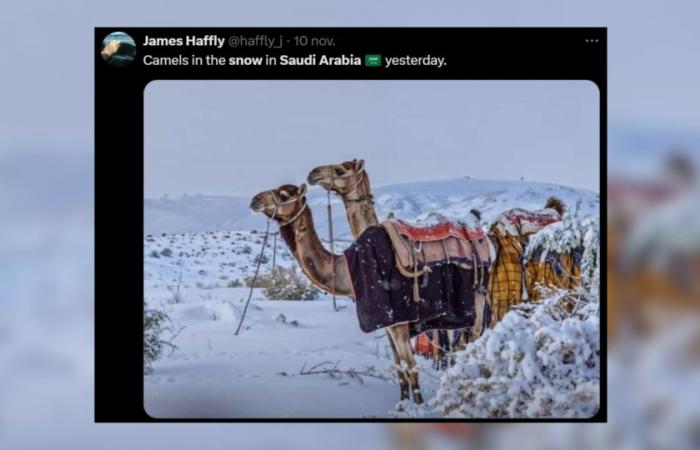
[390,218,485,241]
[344,225,490,334]
[490,208,561,237]
[382,219,493,272]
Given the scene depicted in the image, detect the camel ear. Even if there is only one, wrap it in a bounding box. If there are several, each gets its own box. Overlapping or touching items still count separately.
[298,183,307,196]
[355,159,365,172]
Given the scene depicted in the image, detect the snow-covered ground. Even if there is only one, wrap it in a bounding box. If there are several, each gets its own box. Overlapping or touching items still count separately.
[144,231,444,418]
[145,295,442,418]
[144,178,600,418]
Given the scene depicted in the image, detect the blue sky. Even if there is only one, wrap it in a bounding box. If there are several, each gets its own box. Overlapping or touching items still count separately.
[145,80,599,197]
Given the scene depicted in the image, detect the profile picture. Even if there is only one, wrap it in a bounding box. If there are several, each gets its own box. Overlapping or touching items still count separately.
[101,31,136,67]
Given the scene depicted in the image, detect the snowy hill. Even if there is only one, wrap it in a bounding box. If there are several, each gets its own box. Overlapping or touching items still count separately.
[145,177,600,238]
[144,195,253,235]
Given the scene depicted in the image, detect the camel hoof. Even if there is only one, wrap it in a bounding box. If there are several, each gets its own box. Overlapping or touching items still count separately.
[413,391,424,404]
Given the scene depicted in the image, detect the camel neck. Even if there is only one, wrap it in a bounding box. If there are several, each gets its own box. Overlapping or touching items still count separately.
[278,205,352,296]
[341,177,379,238]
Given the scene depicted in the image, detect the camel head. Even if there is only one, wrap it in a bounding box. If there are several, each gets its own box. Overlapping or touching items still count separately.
[250,183,308,225]
[307,159,365,195]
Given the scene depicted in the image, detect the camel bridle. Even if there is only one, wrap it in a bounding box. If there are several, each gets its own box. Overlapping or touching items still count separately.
[264,190,308,227]
[328,165,374,204]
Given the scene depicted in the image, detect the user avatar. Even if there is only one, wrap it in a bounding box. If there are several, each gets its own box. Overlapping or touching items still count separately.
[101,31,136,67]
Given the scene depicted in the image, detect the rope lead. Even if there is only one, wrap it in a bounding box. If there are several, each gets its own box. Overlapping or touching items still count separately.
[234,219,271,335]
[327,187,338,312]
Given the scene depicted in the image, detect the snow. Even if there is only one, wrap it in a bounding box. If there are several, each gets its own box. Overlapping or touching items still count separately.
[144,232,445,418]
[525,201,601,292]
[429,289,600,418]
[144,178,600,418]
[146,296,424,418]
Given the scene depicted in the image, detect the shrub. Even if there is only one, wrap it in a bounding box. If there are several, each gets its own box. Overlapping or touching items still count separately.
[144,308,178,374]
[160,247,173,257]
[259,266,319,300]
[244,273,271,289]
[227,279,243,288]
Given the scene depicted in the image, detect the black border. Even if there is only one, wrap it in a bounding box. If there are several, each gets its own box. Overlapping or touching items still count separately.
[96,27,607,422]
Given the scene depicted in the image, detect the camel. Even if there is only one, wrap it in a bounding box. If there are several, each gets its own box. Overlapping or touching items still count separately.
[250,183,424,403]
[101,40,121,60]
[307,160,575,329]
[307,159,485,366]
[487,196,577,324]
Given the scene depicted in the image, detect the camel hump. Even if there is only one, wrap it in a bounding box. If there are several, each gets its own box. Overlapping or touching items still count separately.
[544,196,566,216]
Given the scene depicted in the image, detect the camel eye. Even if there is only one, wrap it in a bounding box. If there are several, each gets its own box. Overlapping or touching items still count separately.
[279,191,289,199]
[334,167,345,176]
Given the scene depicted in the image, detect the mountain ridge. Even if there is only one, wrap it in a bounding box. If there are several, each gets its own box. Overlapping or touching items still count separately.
[145,177,600,237]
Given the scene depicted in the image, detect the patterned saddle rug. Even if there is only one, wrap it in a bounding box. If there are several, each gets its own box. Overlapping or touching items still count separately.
[391,219,485,241]
[382,219,493,274]
[491,208,561,238]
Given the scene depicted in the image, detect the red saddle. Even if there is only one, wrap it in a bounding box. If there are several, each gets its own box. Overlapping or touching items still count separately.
[392,219,485,242]
[503,210,560,229]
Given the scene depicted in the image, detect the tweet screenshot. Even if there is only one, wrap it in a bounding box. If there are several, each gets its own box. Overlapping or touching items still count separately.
[95,27,606,422]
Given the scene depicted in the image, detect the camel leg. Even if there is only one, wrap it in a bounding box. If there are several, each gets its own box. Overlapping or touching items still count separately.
[389,324,423,404]
[469,292,487,343]
[454,329,468,351]
[385,326,410,401]
[431,331,442,370]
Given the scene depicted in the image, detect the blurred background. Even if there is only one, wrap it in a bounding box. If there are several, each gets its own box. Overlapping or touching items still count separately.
[0,0,698,449]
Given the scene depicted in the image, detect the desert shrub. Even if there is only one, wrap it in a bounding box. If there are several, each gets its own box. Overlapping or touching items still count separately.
[144,308,178,374]
[227,279,243,288]
[244,273,271,289]
[259,266,319,300]
[429,289,599,418]
[160,247,173,257]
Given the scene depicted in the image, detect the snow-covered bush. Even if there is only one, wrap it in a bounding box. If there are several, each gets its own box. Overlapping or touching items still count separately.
[144,308,179,374]
[525,200,600,292]
[431,289,600,418]
[258,266,319,301]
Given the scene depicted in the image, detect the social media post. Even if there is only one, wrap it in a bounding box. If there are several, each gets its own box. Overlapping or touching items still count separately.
[100,30,448,70]
[95,28,606,422]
